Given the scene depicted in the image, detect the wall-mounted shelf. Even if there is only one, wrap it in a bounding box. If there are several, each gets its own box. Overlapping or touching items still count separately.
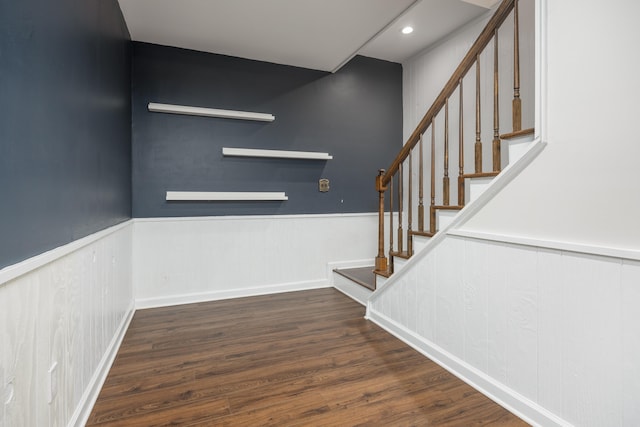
[166,191,288,201]
[148,102,275,122]
[222,147,333,160]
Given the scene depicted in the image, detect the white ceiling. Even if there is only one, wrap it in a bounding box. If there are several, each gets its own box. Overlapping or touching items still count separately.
[118,0,493,72]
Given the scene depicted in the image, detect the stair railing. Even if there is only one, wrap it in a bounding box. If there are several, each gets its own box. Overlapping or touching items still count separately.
[375,0,526,275]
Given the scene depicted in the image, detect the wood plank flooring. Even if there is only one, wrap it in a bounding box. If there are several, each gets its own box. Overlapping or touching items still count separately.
[87,288,527,426]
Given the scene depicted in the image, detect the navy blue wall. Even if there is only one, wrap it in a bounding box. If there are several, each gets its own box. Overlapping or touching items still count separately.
[132,43,402,217]
[0,1,132,269]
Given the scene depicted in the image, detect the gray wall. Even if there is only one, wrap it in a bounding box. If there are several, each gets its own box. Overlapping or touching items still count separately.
[132,43,402,217]
[0,1,132,269]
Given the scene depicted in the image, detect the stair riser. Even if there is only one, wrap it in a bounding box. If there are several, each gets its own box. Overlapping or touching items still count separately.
[467,177,494,203]
[507,134,535,164]
[333,273,371,306]
[436,210,458,231]
[412,235,430,252]
[393,257,408,271]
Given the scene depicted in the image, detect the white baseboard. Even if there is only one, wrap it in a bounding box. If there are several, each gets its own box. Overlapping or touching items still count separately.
[366,307,571,427]
[135,279,330,310]
[69,302,136,427]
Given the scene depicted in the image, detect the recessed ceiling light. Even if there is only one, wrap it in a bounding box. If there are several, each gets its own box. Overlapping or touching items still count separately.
[401,26,414,35]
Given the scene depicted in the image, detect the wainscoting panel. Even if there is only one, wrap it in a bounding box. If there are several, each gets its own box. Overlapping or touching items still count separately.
[369,235,640,427]
[133,213,379,308]
[0,222,134,427]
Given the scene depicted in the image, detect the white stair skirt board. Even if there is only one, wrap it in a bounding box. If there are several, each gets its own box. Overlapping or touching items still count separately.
[148,102,275,122]
[467,177,494,203]
[333,273,372,306]
[222,147,332,160]
[437,210,458,230]
[507,134,536,164]
[166,191,288,201]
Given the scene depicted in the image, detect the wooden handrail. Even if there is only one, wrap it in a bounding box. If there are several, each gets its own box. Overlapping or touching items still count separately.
[381,0,515,186]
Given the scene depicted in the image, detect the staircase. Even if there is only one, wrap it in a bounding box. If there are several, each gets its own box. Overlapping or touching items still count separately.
[334,0,535,299]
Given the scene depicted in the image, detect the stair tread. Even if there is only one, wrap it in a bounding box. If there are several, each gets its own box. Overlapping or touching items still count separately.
[373,269,392,278]
[410,230,435,238]
[500,127,534,140]
[461,171,500,179]
[432,205,464,210]
[390,250,412,259]
[334,267,375,291]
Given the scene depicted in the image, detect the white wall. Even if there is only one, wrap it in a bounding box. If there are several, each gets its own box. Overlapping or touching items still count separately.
[0,222,134,427]
[460,0,640,251]
[369,235,640,426]
[133,214,378,308]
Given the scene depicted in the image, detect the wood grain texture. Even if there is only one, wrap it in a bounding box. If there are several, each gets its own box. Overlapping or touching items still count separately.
[1,224,133,427]
[333,267,376,291]
[87,289,526,426]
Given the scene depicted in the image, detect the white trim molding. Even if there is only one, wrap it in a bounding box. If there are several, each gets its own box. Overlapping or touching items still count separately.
[0,220,132,287]
[448,229,640,261]
[71,304,135,427]
[136,279,329,310]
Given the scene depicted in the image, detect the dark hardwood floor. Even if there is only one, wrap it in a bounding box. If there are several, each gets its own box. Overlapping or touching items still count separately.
[87,288,527,426]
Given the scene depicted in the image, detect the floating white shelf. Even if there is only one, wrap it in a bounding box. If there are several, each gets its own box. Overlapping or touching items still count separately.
[148,102,275,122]
[222,147,333,160]
[166,191,288,201]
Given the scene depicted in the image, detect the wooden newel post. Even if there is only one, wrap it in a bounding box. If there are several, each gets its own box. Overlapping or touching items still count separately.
[375,169,388,272]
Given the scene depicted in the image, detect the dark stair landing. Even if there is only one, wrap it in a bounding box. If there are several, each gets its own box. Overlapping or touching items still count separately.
[333,267,376,291]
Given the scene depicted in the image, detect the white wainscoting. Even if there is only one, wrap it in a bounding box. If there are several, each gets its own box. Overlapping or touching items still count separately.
[368,234,640,427]
[133,213,379,309]
[0,221,134,427]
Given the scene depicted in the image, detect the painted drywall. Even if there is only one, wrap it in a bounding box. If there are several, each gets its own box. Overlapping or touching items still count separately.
[402,0,535,207]
[369,235,640,426]
[0,0,132,270]
[131,43,402,217]
[459,0,640,251]
[133,214,379,307]
[0,223,134,426]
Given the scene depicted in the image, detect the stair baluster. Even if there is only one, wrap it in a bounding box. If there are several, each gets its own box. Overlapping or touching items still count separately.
[397,163,403,253]
[493,29,501,171]
[475,55,483,173]
[430,119,436,234]
[389,175,394,273]
[418,134,424,232]
[458,79,465,206]
[375,169,387,273]
[513,0,522,132]
[443,98,450,206]
[407,152,413,255]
